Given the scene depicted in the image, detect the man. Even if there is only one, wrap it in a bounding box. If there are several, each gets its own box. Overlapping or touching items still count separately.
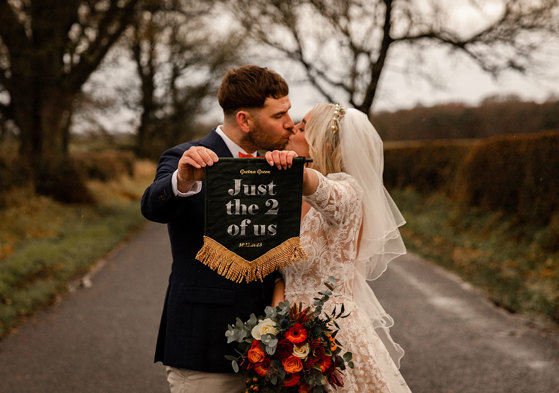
[141,65,295,393]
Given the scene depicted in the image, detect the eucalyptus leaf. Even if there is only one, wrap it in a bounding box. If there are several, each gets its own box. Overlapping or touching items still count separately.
[248,313,258,326]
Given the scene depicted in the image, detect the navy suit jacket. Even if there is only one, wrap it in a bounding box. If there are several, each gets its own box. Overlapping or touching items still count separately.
[141,129,277,372]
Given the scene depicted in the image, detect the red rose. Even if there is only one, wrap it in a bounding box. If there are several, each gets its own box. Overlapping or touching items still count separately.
[285,323,308,344]
[303,356,319,370]
[275,339,294,358]
[283,372,301,387]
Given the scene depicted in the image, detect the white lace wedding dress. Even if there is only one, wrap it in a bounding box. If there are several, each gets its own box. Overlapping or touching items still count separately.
[282,170,412,393]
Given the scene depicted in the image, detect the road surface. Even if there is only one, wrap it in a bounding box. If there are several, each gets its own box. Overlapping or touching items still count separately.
[0,222,557,392]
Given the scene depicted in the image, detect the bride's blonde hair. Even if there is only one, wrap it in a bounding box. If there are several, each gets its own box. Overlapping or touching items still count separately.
[305,103,344,176]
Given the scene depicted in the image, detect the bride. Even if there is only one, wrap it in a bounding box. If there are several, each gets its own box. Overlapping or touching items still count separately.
[266,103,412,392]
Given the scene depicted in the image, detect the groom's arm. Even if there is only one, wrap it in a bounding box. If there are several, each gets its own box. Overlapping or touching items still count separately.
[141,145,219,223]
[176,145,218,192]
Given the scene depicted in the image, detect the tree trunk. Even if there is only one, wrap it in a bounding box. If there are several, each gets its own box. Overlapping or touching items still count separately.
[14,86,93,203]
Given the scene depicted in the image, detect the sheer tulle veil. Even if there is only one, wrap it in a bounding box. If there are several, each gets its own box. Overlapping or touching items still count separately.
[338,107,407,367]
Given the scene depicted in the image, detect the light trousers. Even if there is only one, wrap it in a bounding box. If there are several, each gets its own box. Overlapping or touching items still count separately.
[165,366,245,393]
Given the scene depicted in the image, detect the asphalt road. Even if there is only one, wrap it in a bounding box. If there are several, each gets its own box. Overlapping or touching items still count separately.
[0,222,557,393]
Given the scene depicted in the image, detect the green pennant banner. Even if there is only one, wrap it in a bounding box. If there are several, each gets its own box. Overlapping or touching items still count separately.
[195,157,308,283]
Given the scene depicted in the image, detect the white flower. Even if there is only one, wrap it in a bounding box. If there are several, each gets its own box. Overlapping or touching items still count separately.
[292,342,310,359]
[251,318,277,340]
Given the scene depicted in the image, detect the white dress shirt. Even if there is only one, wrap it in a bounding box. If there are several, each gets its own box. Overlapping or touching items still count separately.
[172,126,255,197]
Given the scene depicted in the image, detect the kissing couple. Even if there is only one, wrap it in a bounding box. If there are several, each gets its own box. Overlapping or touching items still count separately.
[142,65,411,393]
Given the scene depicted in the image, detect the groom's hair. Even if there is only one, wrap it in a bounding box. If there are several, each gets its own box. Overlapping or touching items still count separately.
[218,65,289,115]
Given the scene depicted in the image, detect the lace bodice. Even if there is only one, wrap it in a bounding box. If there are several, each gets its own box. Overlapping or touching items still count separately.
[282,170,363,306]
[282,170,412,393]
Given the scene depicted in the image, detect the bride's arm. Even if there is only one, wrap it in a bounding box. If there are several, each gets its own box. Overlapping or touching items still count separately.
[265,150,359,225]
[264,150,318,195]
[271,277,285,307]
[302,167,319,196]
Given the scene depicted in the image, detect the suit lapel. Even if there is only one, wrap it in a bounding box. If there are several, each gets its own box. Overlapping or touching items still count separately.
[199,128,233,158]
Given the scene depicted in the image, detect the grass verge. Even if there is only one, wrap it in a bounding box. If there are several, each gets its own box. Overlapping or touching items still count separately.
[391,188,559,327]
[0,160,156,338]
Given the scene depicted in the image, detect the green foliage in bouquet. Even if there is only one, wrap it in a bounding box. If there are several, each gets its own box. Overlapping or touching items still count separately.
[225,277,354,393]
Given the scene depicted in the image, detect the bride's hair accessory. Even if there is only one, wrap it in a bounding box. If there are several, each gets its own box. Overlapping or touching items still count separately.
[331,103,345,134]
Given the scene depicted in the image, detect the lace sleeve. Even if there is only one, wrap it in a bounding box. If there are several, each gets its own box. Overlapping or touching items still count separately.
[303,169,362,227]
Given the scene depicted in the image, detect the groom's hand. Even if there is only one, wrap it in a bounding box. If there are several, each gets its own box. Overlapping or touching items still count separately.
[265,150,298,170]
[177,146,219,192]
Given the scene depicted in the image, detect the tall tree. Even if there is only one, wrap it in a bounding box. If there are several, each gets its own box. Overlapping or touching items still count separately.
[0,0,139,198]
[227,0,559,114]
[131,0,243,158]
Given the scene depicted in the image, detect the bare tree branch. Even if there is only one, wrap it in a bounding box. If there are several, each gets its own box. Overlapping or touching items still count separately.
[0,0,31,56]
[67,0,140,94]
[226,0,559,114]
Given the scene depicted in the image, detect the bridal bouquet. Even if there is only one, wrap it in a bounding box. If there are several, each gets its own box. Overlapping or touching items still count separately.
[225,277,354,392]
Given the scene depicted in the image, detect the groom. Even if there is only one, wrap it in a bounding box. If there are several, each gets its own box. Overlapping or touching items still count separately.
[141,65,295,393]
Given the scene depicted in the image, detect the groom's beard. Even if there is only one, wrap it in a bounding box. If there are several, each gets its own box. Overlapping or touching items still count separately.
[246,120,291,151]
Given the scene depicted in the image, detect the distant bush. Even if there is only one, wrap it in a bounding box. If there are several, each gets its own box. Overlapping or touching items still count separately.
[373,99,559,141]
[71,150,135,182]
[35,157,96,205]
[0,149,137,207]
[384,131,559,229]
[0,153,31,207]
[455,131,559,226]
[384,141,472,193]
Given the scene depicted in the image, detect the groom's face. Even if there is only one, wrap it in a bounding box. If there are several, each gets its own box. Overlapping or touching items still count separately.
[247,96,294,151]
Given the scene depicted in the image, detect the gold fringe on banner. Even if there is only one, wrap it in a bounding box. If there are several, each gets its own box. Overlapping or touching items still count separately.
[195,236,308,283]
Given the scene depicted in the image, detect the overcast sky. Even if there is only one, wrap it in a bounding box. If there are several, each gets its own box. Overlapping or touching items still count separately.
[287,51,559,120]
[264,0,559,119]
[80,1,559,132]
[229,40,559,122]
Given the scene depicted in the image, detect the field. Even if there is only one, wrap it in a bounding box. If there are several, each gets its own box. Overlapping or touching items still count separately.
[0,154,156,338]
[1,130,558,338]
[384,131,559,326]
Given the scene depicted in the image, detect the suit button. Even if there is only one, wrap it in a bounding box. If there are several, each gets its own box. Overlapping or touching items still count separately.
[159,189,168,201]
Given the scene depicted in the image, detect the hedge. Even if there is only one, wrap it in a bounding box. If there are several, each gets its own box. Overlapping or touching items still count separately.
[455,131,559,225]
[384,131,559,226]
[383,140,473,194]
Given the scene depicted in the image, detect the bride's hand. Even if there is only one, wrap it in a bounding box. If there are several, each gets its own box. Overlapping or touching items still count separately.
[265,150,298,170]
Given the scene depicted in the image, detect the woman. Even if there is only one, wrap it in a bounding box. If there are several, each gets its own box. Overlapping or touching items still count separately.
[266,103,411,392]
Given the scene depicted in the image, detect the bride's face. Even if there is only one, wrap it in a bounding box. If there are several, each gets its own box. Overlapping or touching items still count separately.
[286,110,311,157]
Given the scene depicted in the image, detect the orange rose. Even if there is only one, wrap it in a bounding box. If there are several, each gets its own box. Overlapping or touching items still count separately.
[248,341,266,363]
[282,355,303,373]
[285,323,308,344]
[254,362,269,377]
[283,372,301,387]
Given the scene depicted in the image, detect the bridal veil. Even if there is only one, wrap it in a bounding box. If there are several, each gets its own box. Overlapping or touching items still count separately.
[338,107,407,367]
